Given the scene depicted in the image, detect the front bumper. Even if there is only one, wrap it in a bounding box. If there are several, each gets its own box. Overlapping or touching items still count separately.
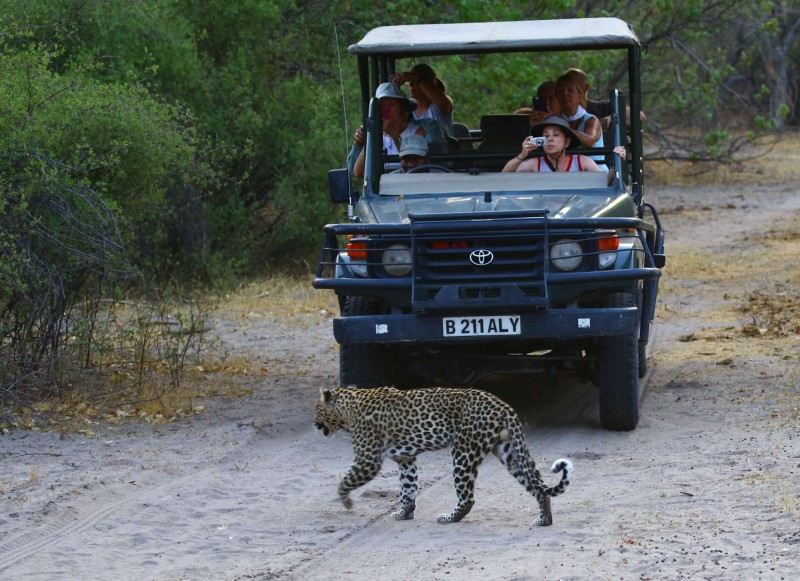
[333,307,639,345]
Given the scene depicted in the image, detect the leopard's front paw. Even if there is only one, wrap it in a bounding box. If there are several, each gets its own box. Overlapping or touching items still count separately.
[392,501,415,520]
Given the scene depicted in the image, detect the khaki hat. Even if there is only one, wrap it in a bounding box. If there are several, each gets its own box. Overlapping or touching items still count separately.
[531,115,580,149]
[399,134,428,158]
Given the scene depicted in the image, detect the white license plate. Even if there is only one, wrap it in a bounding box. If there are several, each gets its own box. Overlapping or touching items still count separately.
[442,316,521,337]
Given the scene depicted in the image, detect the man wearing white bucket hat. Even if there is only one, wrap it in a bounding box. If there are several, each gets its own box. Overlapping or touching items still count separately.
[347,82,444,178]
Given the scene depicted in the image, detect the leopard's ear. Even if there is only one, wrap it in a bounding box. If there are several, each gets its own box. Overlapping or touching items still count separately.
[321,388,334,403]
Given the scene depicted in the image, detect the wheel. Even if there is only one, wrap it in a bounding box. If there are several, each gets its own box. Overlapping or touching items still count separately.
[339,297,389,388]
[636,288,648,378]
[638,339,648,378]
[597,292,640,431]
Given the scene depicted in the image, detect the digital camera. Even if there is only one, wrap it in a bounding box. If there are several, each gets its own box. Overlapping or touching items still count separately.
[529,136,547,147]
[532,95,547,112]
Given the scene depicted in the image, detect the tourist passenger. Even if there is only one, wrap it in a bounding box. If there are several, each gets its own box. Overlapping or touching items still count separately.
[555,73,607,170]
[393,134,431,173]
[565,68,647,130]
[347,82,444,178]
[530,80,561,124]
[502,115,625,174]
[393,64,454,138]
[514,80,560,121]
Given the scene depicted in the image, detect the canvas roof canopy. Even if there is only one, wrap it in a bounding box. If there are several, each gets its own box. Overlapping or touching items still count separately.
[348,18,639,57]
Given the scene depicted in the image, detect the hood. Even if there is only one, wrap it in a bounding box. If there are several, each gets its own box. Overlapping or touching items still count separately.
[362,192,634,223]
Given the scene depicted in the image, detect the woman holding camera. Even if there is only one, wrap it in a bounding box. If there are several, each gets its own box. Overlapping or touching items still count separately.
[502,115,624,173]
[347,82,444,178]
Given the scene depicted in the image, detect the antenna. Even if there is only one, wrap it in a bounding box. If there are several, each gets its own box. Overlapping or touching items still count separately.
[333,22,355,219]
[333,22,349,159]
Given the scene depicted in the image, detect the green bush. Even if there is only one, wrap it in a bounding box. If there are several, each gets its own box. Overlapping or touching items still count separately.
[0,35,211,401]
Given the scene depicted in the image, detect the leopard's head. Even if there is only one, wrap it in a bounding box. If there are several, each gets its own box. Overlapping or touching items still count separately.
[313,388,347,437]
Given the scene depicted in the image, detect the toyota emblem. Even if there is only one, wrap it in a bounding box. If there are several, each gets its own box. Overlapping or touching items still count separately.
[469,249,494,265]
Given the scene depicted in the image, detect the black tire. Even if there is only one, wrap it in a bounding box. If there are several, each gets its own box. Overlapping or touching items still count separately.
[339,297,389,388]
[638,339,648,378]
[597,292,640,431]
[636,288,648,378]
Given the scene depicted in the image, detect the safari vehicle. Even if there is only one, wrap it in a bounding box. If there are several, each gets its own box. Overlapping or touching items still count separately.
[313,18,665,431]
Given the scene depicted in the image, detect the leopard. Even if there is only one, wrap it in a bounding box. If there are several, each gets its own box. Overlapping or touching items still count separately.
[313,386,573,526]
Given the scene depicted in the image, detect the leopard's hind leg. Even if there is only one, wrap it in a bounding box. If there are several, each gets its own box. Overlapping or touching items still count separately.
[438,437,491,524]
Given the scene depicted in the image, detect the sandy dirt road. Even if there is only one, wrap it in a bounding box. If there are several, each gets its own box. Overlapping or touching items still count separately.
[1,178,799,580]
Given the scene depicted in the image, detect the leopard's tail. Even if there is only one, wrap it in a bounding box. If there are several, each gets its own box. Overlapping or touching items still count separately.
[510,429,572,498]
[544,458,573,497]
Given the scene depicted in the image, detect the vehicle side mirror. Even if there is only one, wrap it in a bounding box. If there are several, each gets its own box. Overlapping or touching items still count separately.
[328,168,352,204]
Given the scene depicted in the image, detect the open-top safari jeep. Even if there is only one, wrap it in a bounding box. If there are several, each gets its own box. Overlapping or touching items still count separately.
[314,18,665,430]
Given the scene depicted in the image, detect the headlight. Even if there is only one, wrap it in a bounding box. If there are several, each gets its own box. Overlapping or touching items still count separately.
[598,251,617,269]
[598,233,619,269]
[345,236,368,277]
[382,243,412,276]
[550,239,583,271]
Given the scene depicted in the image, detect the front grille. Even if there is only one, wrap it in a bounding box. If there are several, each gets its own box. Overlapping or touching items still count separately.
[409,211,552,310]
[415,235,546,282]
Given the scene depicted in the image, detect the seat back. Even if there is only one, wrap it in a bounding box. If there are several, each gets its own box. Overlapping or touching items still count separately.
[452,123,470,139]
[602,129,615,166]
[477,114,531,152]
[452,122,474,150]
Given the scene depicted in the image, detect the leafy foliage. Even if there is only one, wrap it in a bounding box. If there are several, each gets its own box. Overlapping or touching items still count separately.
[578,0,799,158]
[0,28,208,403]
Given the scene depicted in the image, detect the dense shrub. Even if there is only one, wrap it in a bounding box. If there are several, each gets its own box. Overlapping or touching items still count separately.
[0,36,209,400]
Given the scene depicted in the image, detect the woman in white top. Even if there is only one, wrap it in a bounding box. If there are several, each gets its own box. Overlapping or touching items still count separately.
[393,63,454,138]
[555,73,608,170]
[502,115,625,173]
